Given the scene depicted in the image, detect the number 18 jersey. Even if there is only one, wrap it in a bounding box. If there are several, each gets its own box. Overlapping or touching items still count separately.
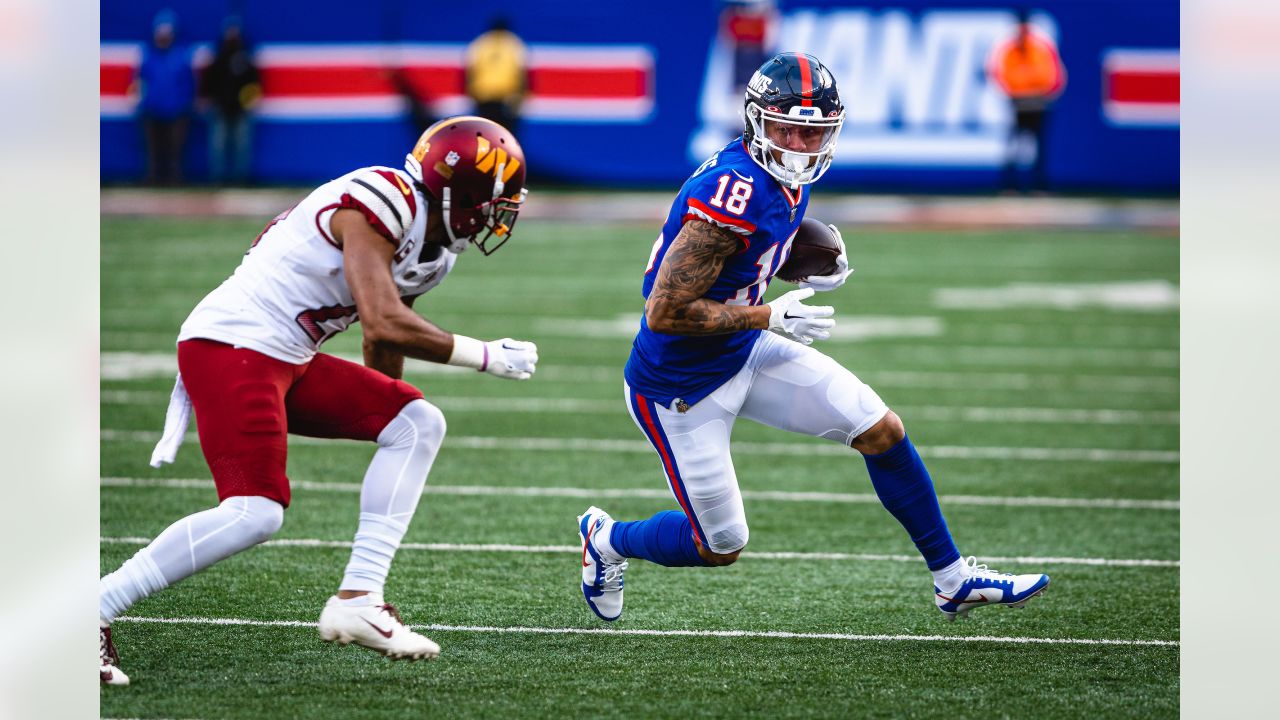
[624,137,808,408]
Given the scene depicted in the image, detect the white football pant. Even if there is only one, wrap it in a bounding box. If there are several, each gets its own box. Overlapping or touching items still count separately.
[624,330,888,555]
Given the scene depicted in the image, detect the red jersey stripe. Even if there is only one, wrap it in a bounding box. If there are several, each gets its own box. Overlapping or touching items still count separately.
[687,198,758,234]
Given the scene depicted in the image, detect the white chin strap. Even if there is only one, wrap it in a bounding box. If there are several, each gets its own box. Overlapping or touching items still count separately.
[441,187,469,254]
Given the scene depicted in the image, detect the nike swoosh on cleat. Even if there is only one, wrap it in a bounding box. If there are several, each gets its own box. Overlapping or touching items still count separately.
[581,521,596,568]
[363,618,394,638]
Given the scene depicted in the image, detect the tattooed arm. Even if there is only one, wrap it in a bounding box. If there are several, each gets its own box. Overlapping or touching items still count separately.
[644,219,771,335]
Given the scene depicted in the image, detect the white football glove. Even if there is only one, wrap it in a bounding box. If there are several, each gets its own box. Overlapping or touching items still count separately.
[482,338,539,380]
[766,287,835,345]
[798,224,853,292]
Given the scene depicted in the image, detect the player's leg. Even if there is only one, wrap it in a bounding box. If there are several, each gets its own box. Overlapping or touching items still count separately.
[578,381,747,621]
[99,339,295,683]
[738,332,1048,619]
[285,353,443,660]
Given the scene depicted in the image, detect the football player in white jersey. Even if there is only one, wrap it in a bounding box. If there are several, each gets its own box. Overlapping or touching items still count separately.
[100,116,536,685]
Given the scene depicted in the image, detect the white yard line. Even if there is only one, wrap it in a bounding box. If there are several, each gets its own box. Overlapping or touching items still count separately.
[100,477,1179,511]
[99,429,1180,463]
[531,315,1177,367]
[99,535,1179,569]
[111,615,1178,647]
[100,390,1180,426]
[934,281,1179,313]
[99,352,1178,394]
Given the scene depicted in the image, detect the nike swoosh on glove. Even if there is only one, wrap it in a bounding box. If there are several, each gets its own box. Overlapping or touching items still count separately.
[798,224,854,292]
[766,287,835,345]
[483,338,539,380]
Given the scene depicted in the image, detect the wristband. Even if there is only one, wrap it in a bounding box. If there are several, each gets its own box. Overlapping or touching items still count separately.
[447,334,488,371]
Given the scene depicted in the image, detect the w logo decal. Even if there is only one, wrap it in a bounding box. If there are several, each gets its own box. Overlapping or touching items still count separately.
[475,137,521,183]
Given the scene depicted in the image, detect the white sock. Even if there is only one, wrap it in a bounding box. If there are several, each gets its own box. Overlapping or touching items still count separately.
[595,518,624,563]
[339,399,445,594]
[931,557,969,593]
[99,495,283,623]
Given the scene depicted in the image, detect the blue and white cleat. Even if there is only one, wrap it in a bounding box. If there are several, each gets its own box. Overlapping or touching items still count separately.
[579,506,628,622]
[935,556,1050,621]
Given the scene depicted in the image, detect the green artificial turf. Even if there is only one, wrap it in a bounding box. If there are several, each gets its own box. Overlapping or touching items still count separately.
[101,214,1178,719]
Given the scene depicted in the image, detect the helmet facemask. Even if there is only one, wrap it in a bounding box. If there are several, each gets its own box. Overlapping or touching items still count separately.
[440,185,528,255]
[745,103,844,188]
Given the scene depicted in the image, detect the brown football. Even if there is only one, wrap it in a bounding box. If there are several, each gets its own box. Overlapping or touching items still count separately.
[776,218,841,283]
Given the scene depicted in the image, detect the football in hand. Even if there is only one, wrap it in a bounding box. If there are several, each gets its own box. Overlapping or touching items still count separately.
[776,218,842,283]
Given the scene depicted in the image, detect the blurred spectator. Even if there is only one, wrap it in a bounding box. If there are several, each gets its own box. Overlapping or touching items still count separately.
[689,1,778,162]
[465,17,527,134]
[989,9,1066,193]
[134,9,196,186]
[390,67,436,141]
[201,17,261,186]
[723,0,777,90]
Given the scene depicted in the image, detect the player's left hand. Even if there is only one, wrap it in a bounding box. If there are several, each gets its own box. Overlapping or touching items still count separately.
[483,338,539,380]
[799,224,853,292]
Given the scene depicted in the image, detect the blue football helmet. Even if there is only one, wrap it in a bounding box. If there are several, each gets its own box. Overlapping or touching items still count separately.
[743,52,845,188]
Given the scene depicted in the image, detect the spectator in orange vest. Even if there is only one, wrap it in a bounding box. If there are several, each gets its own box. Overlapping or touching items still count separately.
[989,10,1066,193]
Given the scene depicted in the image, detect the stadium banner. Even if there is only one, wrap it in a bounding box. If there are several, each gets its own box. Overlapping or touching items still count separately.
[101,0,1177,191]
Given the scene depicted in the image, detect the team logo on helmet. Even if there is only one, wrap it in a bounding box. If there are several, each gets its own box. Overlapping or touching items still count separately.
[747,71,773,95]
[475,137,521,183]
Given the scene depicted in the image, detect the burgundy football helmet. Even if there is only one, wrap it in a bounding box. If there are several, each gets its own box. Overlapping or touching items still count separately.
[404,116,529,255]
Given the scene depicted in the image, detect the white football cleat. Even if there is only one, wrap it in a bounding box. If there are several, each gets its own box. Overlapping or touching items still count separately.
[318,595,440,661]
[579,506,628,622]
[100,622,129,686]
[935,556,1050,621]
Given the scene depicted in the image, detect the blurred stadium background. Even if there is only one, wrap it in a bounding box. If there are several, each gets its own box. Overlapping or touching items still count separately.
[100,1,1178,718]
[101,0,1177,192]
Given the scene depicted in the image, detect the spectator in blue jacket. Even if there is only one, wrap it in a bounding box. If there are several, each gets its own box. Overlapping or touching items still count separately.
[135,9,195,185]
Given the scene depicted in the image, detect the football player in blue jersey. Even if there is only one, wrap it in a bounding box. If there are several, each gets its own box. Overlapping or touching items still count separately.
[577,52,1050,623]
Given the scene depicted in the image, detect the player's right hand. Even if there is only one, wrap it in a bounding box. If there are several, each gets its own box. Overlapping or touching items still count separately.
[483,338,539,380]
[798,224,854,292]
[766,287,835,345]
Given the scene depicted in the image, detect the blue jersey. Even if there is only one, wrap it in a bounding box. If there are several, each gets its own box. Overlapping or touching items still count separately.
[624,137,808,408]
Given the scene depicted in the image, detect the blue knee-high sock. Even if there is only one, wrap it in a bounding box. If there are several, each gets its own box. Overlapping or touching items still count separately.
[610,510,709,567]
[863,435,960,571]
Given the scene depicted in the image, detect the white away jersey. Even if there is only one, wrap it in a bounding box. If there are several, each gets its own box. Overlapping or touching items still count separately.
[179,166,455,363]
